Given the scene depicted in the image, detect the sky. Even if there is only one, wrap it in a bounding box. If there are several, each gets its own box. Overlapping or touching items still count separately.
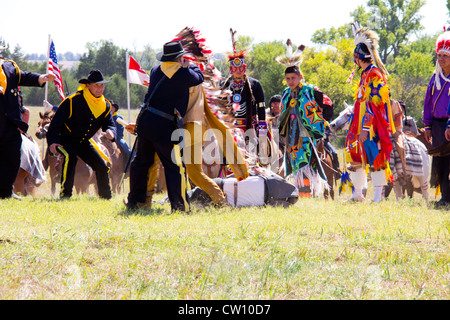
[1,0,448,57]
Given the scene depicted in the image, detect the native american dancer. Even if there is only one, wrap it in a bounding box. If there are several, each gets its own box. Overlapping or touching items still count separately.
[344,22,395,203]
[276,39,329,197]
[219,29,268,165]
[423,26,450,208]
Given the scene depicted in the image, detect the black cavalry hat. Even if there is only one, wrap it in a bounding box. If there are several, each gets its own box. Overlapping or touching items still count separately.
[156,41,185,62]
[78,69,112,84]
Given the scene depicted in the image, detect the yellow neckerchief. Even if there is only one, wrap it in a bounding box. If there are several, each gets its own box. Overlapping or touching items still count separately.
[77,84,107,118]
[112,112,118,117]
[161,61,181,79]
[0,60,7,95]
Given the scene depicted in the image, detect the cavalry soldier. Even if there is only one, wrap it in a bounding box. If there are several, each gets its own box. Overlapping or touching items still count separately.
[110,102,132,160]
[0,43,55,199]
[125,41,204,212]
[47,70,116,200]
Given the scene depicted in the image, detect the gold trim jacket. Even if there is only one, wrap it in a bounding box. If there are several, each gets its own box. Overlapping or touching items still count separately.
[0,59,43,137]
[46,90,116,146]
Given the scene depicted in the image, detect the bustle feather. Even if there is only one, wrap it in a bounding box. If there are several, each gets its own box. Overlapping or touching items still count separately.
[172,26,212,59]
[169,27,236,124]
[275,39,305,68]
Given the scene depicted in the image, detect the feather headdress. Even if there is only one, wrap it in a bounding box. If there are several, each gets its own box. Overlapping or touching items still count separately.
[228,28,247,61]
[170,26,222,82]
[338,170,354,195]
[434,25,450,90]
[351,21,389,79]
[275,39,305,68]
[172,26,213,59]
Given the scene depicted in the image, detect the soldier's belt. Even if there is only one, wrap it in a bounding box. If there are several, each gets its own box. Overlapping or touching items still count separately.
[146,106,175,122]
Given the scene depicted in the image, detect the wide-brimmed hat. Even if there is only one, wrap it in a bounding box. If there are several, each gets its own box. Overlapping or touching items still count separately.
[78,70,112,84]
[156,41,185,62]
[111,102,120,111]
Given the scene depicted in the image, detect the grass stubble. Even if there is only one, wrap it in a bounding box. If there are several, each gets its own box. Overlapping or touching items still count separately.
[1,106,449,300]
[0,191,449,300]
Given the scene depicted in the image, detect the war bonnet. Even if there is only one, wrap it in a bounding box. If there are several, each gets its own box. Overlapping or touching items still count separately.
[434,25,450,90]
[351,21,389,79]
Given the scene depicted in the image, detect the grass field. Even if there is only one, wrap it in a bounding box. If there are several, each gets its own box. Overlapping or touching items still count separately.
[0,106,449,300]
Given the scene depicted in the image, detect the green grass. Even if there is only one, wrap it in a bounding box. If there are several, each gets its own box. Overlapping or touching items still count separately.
[1,193,449,300]
[1,106,449,300]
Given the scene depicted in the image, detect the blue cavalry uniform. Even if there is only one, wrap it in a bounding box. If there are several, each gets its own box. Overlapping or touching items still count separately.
[46,70,116,199]
[127,41,204,212]
[111,104,131,160]
[0,58,44,198]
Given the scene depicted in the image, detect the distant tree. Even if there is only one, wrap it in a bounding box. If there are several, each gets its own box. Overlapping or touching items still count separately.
[63,51,76,61]
[132,44,158,72]
[388,34,436,125]
[447,0,450,18]
[302,38,356,115]
[9,44,28,66]
[76,40,126,79]
[246,40,286,106]
[312,26,350,45]
[352,0,425,63]
[27,53,39,60]
[211,53,228,81]
[311,5,371,45]
[389,51,434,123]
[103,74,127,107]
[312,0,425,65]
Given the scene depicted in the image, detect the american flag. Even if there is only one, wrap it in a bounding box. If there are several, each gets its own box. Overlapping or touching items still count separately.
[48,40,65,100]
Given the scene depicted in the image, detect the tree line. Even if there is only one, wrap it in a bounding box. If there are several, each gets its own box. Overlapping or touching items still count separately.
[1,0,448,128]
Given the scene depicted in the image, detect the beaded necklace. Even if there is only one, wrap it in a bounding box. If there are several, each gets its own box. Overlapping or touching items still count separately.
[289,86,300,108]
[231,77,245,103]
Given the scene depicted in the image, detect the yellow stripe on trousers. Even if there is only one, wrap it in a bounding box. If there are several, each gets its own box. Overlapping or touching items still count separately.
[57,146,70,197]
[173,144,190,211]
[89,138,111,171]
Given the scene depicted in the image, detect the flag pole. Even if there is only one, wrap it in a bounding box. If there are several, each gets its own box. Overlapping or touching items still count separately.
[42,34,51,158]
[126,51,131,146]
